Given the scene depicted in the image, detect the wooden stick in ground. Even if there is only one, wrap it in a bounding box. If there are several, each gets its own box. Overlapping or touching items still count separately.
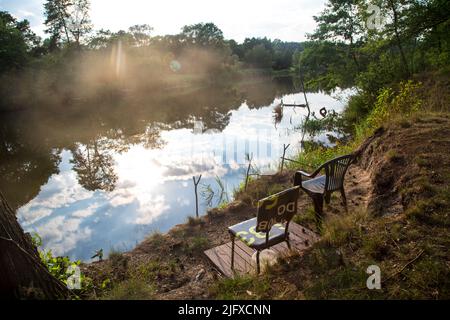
[280,144,290,173]
[244,153,253,191]
[193,175,202,218]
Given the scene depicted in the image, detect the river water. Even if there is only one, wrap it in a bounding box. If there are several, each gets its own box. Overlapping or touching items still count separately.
[0,76,350,260]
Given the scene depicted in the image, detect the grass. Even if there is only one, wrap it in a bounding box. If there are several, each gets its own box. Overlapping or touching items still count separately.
[321,210,369,247]
[210,275,272,300]
[102,278,155,300]
[292,206,316,228]
[235,177,282,205]
[146,231,166,247]
[187,215,204,226]
[183,236,209,254]
[296,160,450,299]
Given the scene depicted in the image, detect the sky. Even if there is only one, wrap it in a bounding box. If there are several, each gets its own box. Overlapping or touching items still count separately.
[0,0,327,42]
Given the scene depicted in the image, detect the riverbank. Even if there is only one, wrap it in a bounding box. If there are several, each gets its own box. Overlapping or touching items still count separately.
[80,111,449,299]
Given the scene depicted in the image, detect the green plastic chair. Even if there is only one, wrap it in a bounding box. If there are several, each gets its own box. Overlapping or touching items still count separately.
[293,154,354,219]
[228,186,300,274]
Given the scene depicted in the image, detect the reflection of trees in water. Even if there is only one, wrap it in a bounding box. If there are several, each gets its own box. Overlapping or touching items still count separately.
[0,116,62,209]
[0,77,299,206]
[70,140,118,192]
[70,124,164,192]
[245,76,295,109]
[103,125,165,152]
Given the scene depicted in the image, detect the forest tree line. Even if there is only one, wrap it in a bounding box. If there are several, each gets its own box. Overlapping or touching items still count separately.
[0,0,302,76]
[294,0,449,125]
[0,0,449,113]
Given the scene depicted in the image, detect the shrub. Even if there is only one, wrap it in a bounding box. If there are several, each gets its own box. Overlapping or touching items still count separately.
[102,279,155,300]
[210,275,271,299]
[356,80,423,138]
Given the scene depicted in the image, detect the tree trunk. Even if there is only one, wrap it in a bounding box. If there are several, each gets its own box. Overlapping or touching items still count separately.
[0,191,70,299]
[388,0,410,76]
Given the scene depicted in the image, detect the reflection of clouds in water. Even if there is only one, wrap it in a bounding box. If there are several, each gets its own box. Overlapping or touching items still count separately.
[176,197,190,207]
[19,207,53,226]
[19,168,91,226]
[72,203,101,218]
[228,160,241,170]
[134,195,170,225]
[30,172,91,209]
[36,216,92,256]
[158,157,228,181]
[109,187,136,207]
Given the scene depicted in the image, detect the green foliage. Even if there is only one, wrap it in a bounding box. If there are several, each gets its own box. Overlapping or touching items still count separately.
[293,206,317,229]
[102,278,155,300]
[0,11,34,72]
[287,142,353,172]
[200,176,229,208]
[244,44,273,69]
[31,232,92,296]
[181,22,224,48]
[355,80,423,137]
[341,92,373,128]
[321,210,369,247]
[293,41,357,92]
[294,0,450,99]
[184,236,209,254]
[302,110,346,136]
[230,37,302,70]
[210,275,272,299]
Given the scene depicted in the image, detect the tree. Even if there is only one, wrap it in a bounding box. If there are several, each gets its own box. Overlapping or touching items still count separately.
[181,22,225,47]
[272,40,303,70]
[311,0,365,70]
[384,0,411,76]
[0,12,36,73]
[244,43,273,68]
[44,0,72,44]
[0,191,69,299]
[44,0,92,47]
[377,0,450,74]
[87,28,113,49]
[128,24,153,47]
[294,41,357,91]
[67,0,92,46]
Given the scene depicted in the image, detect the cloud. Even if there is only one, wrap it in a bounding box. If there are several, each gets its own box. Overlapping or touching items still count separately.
[17,9,35,17]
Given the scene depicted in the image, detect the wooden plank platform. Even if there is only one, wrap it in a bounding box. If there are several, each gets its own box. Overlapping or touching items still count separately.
[204,222,319,277]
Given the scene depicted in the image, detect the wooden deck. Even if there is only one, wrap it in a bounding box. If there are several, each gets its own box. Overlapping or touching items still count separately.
[204,222,319,277]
